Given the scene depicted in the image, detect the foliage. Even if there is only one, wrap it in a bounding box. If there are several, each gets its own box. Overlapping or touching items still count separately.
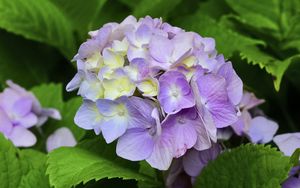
[194,144,291,188]
[46,142,156,188]
[0,134,50,188]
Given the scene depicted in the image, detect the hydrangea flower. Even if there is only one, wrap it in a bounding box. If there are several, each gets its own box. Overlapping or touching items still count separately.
[0,80,61,147]
[68,15,243,170]
[46,127,77,152]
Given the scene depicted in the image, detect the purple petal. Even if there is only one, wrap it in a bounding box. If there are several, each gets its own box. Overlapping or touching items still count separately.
[66,71,84,92]
[40,108,62,120]
[282,177,300,188]
[8,126,36,147]
[96,99,120,116]
[100,117,128,143]
[116,128,154,161]
[182,149,204,177]
[273,133,300,156]
[126,96,155,129]
[193,74,237,128]
[0,108,13,135]
[193,114,214,151]
[172,122,197,158]
[78,74,104,101]
[36,108,61,127]
[0,87,20,112]
[163,110,197,158]
[183,144,221,177]
[217,62,243,105]
[247,116,278,143]
[171,32,194,61]
[202,37,215,52]
[77,26,111,60]
[231,110,252,136]
[146,127,174,170]
[46,127,77,152]
[17,113,38,128]
[191,80,217,148]
[149,35,173,64]
[240,91,265,110]
[161,23,184,39]
[158,71,195,114]
[74,100,103,130]
[135,24,152,46]
[12,97,32,117]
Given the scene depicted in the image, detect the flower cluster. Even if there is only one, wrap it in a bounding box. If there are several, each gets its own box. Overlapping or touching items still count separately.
[68,15,244,170]
[0,80,61,147]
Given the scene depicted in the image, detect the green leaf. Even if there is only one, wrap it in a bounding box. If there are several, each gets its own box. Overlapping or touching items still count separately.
[225,0,300,44]
[0,30,60,88]
[195,144,291,188]
[50,0,107,37]
[90,1,131,32]
[19,169,50,188]
[55,97,85,140]
[133,0,182,18]
[176,13,264,58]
[31,83,85,141]
[240,46,300,90]
[0,135,50,188]
[118,0,139,9]
[138,161,161,188]
[31,83,64,111]
[0,0,76,58]
[196,0,231,20]
[225,0,280,34]
[19,150,50,188]
[0,134,27,188]
[46,147,155,188]
[289,148,300,167]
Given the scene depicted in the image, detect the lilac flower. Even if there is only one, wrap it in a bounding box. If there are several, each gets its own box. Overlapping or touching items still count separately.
[46,127,77,152]
[158,71,195,114]
[0,80,61,147]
